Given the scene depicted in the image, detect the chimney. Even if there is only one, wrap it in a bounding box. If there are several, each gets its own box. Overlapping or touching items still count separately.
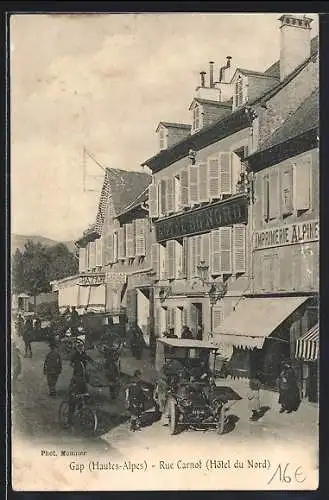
[209,61,214,88]
[279,14,312,81]
[200,71,206,87]
[226,56,232,68]
[219,56,232,83]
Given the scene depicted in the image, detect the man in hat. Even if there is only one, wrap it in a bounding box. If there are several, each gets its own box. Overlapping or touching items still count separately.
[43,341,62,397]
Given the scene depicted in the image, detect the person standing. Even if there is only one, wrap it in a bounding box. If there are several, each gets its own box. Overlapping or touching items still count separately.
[67,345,94,424]
[278,361,301,413]
[69,306,80,336]
[248,376,261,421]
[12,342,22,388]
[16,313,24,338]
[23,316,33,357]
[43,342,62,397]
[181,325,193,339]
[125,370,148,431]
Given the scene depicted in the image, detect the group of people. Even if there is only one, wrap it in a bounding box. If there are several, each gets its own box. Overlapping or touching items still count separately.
[247,361,301,421]
[162,325,195,340]
[15,312,42,358]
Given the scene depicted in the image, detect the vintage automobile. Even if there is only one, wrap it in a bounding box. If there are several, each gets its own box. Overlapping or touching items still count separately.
[154,338,241,435]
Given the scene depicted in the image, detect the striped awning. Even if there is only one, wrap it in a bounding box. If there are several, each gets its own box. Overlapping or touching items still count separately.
[295,323,319,361]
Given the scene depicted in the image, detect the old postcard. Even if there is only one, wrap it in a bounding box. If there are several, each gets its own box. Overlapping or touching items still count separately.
[10,12,319,491]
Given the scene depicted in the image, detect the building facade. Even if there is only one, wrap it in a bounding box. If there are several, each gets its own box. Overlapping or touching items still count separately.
[214,14,319,398]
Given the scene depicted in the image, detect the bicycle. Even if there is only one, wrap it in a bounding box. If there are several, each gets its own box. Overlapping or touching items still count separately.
[58,393,98,436]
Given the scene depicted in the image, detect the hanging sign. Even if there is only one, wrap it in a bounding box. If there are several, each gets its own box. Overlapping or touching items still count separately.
[79,273,105,286]
[253,219,319,251]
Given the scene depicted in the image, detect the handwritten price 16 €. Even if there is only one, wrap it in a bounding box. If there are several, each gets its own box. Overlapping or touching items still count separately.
[267,463,306,486]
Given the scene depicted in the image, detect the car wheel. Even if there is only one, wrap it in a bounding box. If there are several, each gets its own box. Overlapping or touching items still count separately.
[168,398,178,435]
[77,407,98,436]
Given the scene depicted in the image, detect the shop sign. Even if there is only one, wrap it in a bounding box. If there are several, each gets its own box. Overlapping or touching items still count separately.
[79,273,105,286]
[105,271,127,289]
[155,195,248,242]
[253,219,319,251]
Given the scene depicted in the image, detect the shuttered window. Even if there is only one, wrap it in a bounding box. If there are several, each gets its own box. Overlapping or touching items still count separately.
[189,165,199,206]
[107,234,114,264]
[118,226,126,259]
[192,235,201,277]
[148,183,159,218]
[166,177,175,214]
[233,224,246,274]
[208,157,220,200]
[281,166,294,216]
[263,175,270,221]
[182,237,188,278]
[112,233,118,263]
[220,227,232,274]
[151,243,160,280]
[269,170,280,220]
[180,168,189,208]
[95,238,103,267]
[211,230,221,275]
[175,176,182,212]
[295,155,312,211]
[79,247,86,273]
[235,76,243,108]
[160,179,167,216]
[231,152,242,195]
[134,218,146,256]
[201,233,210,267]
[167,240,176,280]
[125,223,135,258]
[220,152,232,195]
[198,162,209,203]
[187,237,194,279]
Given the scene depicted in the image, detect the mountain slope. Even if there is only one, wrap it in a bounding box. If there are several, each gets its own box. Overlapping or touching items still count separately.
[11,234,76,255]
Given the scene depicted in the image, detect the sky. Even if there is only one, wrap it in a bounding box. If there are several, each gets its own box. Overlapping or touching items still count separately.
[10,12,319,242]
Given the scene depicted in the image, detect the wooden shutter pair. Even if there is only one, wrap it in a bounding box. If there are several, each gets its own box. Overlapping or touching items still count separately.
[294,155,312,212]
[210,226,245,275]
[89,241,96,269]
[188,235,201,278]
[166,240,183,279]
[135,219,147,256]
[148,183,158,218]
[208,153,232,200]
[151,243,160,280]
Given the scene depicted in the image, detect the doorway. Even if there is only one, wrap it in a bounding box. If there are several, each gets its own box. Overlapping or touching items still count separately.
[191,302,203,340]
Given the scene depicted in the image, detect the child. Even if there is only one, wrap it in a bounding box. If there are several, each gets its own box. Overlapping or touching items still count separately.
[248,375,261,421]
[43,342,62,397]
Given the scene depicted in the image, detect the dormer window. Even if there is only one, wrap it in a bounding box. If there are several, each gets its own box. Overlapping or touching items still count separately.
[193,105,202,132]
[159,128,166,151]
[235,75,244,108]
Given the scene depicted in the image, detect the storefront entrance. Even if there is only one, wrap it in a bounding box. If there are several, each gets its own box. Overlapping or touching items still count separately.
[191,302,203,339]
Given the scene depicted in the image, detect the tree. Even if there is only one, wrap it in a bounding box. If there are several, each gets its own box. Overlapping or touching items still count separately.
[46,243,79,281]
[12,249,25,294]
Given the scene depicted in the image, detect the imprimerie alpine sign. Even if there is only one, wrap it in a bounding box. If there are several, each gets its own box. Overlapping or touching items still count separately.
[155,195,248,242]
[253,219,319,250]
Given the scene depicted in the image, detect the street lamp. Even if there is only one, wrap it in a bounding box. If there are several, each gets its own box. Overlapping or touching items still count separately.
[196,260,228,340]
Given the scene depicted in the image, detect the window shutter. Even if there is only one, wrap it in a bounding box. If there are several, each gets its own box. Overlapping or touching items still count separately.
[125,223,135,258]
[211,230,221,275]
[231,152,242,194]
[188,237,195,279]
[96,238,103,267]
[134,218,146,256]
[160,244,167,280]
[160,179,167,216]
[85,244,89,270]
[166,178,175,214]
[112,232,118,262]
[167,240,176,279]
[212,306,223,331]
[180,168,189,208]
[198,162,209,202]
[263,175,269,221]
[149,183,159,218]
[281,166,294,216]
[182,237,188,278]
[176,241,183,278]
[233,224,246,274]
[201,233,210,267]
[89,241,96,269]
[118,226,125,259]
[220,227,232,274]
[107,234,114,264]
[151,243,160,280]
[79,247,86,273]
[188,165,199,206]
[219,152,232,195]
[269,170,280,219]
[208,157,220,200]
[295,156,311,211]
[175,176,181,211]
[194,235,201,277]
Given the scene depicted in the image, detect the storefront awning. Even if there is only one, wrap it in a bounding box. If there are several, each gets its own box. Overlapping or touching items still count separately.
[295,323,319,361]
[213,296,309,350]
